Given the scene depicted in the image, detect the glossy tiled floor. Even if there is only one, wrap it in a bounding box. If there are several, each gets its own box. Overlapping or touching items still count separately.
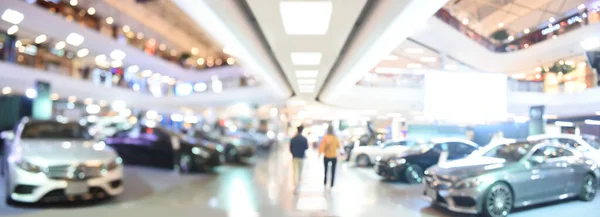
[1,143,600,217]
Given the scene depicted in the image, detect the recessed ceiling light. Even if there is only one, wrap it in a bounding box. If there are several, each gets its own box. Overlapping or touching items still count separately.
[382,55,398,60]
[404,48,423,54]
[66,33,84,46]
[280,1,332,35]
[295,70,318,78]
[55,41,66,50]
[508,35,514,41]
[7,25,18,35]
[105,17,114,24]
[87,7,96,15]
[548,17,555,23]
[298,79,316,85]
[127,65,139,73]
[191,47,199,55]
[110,49,126,60]
[70,0,78,6]
[76,48,89,57]
[122,25,131,33]
[419,57,436,62]
[111,60,123,68]
[407,63,422,69]
[578,4,586,10]
[498,22,504,28]
[2,9,24,25]
[291,52,322,65]
[524,28,530,34]
[34,34,47,44]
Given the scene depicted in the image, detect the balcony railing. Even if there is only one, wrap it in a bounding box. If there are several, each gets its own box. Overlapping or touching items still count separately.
[357,72,598,94]
[25,0,232,69]
[0,26,258,97]
[435,6,600,53]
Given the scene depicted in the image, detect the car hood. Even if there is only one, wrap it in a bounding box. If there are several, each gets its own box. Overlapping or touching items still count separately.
[18,139,117,166]
[428,156,510,181]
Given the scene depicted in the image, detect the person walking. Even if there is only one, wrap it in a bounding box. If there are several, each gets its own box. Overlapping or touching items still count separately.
[319,126,341,189]
[290,125,308,193]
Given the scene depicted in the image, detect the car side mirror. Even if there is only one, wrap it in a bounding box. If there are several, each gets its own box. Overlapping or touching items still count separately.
[0,131,15,141]
[529,155,545,164]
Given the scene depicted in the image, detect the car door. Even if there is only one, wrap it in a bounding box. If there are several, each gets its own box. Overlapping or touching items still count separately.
[523,146,571,202]
[554,147,579,194]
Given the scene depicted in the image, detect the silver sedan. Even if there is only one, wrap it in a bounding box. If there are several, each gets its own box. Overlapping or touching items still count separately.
[424,140,599,217]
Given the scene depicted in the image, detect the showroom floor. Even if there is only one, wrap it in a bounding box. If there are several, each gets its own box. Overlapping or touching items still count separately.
[1,145,599,217]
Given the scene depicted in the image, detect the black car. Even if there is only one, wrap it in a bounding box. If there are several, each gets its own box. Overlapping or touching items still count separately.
[375,138,479,183]
[105,126,222,173]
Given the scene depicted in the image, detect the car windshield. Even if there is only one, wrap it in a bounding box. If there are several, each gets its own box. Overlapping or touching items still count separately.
[583,136,600,149]
[482,141,536,162]
[21,122,92,139]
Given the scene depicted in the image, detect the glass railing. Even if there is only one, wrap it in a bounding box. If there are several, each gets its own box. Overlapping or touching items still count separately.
[0,26,258,97]
[435,6,600,53]
[356,72,597,94]
[356,73,424,88]
[24,0,232,69]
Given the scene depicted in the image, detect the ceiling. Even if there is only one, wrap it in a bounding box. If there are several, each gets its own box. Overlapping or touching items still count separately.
[98,0,222,57]
[446,0,588,37]
[244,0,367,99]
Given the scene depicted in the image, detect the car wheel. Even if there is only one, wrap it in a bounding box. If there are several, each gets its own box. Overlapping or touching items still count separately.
[404,164,424,184]
[355,154,370,167]
[178,154,192,174]
[225,145,239,163]
[579,173,597,201]
[482,182,513,217]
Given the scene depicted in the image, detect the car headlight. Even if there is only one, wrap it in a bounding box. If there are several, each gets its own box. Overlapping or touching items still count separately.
[388,158,406,168]
[16,160,41,173]
[106,157,123,171]
[192,147,211,158]
[454,177,483,189]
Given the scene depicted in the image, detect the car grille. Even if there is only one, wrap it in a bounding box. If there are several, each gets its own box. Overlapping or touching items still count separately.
[45,164,105,180]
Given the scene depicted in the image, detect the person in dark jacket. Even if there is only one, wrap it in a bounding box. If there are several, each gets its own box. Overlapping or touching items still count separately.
[290,125,308,192]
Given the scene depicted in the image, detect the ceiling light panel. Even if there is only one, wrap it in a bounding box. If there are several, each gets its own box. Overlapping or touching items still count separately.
[295,70,318,78]
[66,33,84,46]
[280,1,333,35]
[298,79,316,85]
[299,85,315,90]
[291,52,322,65]
[2,9,24,25]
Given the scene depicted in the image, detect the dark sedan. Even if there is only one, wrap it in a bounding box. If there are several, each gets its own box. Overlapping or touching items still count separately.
[105,126,222,173]
[375,138,479,183]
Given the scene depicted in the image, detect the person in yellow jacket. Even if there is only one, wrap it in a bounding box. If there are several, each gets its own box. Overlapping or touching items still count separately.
[318,126,340,188]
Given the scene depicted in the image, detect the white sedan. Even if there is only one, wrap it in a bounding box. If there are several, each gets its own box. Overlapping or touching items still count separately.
[1,118,124,204]
[528,134,600,164]
[350,140,420,167]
